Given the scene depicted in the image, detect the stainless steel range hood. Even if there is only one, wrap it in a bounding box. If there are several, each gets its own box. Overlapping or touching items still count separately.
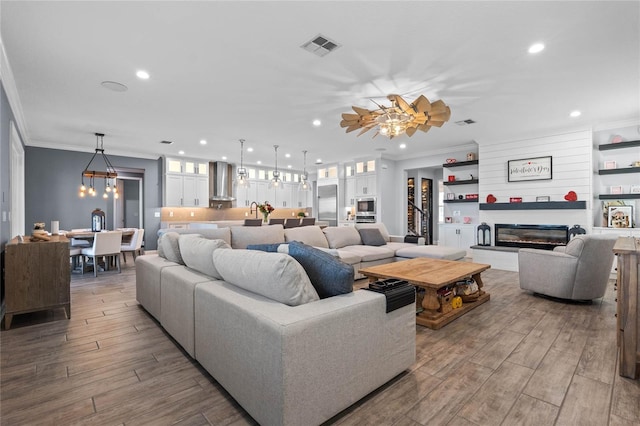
[209,162,236,201]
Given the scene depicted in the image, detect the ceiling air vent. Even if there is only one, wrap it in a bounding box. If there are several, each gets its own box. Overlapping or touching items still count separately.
[301,34,340,57]
[160,140,174,145]
[455,119,476,126]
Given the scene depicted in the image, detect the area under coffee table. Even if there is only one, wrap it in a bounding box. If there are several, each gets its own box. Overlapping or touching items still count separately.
[359,258,491,329]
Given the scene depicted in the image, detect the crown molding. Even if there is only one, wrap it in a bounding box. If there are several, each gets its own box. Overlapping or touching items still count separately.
[27,138,161,161]
[0,33,30,146]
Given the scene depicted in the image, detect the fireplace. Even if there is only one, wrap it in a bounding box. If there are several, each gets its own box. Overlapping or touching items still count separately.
[495,224,569,250]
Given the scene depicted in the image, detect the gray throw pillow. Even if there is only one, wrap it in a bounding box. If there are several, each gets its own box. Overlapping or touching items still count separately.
[287,241,354,299]
[212,249,319,306]
[179,235,230,279]
[358,228,387,246]
[159,232,184,264]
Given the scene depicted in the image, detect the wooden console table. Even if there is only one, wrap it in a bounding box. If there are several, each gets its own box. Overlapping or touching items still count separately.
[613,237,640,379]
[3,235,71,329]
[359,258,491,329]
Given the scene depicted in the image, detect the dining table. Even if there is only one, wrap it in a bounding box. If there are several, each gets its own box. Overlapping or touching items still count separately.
[65,229,135,244]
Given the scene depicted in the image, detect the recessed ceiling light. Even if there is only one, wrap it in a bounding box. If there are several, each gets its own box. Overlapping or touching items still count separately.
[287,165,292,169]
[312,119,322,127]
[247,147,254,152]
[221,156,227,160]
[528,43,545,54]
[285,153,291,158]
[200,139,207,145]
[315,158,322,164]
[136,70,150,79]
[101,81,128,92]
[399,143,407,149]
[178,150,185,155]
[570,110,582,117]
[257,160,262,165]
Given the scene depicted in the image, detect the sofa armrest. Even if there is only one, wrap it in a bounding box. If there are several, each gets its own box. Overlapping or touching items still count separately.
[194,284,415,426]
[390,234,426,245]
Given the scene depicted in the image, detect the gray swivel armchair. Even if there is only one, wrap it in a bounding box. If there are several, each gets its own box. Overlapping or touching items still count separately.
[518,234,617,301]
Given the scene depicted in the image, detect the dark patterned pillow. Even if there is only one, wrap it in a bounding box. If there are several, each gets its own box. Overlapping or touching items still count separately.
[286,241,353,299]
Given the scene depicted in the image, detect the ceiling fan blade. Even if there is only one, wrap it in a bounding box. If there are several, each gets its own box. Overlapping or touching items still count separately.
[411,95,431,113]
[357,126,374,136]
[405,126,418,137]
[412,115,429,125]
[429,112,450,122]
[417,124,432,132]
[352,106,371,116]
[430,100,448,113]
[346,124,362,133]
[388,94,412,114]
[342,113,360,121]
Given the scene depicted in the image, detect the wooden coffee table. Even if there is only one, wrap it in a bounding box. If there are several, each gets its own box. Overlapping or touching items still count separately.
[359,258,491,329]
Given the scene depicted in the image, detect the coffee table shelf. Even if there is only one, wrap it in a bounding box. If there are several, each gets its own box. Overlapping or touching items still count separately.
[359,258,491,330]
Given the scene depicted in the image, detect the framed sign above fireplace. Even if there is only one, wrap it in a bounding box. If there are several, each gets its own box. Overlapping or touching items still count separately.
[508,156,552,182]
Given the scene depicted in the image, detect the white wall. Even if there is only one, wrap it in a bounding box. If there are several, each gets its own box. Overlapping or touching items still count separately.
[478,129,593,236]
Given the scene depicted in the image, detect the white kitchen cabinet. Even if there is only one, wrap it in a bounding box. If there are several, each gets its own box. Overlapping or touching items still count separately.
[165,175,209,207]
[439,223,475,257]
[355,173,376,196]
[345,177,356,206]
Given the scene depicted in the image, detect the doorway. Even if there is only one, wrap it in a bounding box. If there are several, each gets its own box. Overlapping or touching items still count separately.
[112,170,144,230]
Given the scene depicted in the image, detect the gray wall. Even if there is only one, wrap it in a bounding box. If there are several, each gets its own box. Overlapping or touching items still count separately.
[25,147,163,249]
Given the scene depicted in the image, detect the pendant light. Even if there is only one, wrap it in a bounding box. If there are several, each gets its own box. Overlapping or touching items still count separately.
[234,138,250,188]
[299,150,311,192]
[268,145,282,190]
[78,133,119,199]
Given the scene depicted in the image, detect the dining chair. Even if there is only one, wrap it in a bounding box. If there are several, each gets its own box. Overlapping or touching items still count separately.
[69,246,84,272]
[284,218,301,229]
[121,228,145,263]
[300,217,316,226]
[70,228,92,248]
[80,231,123,277]
[268,218,285,226]
[244,219,263,226]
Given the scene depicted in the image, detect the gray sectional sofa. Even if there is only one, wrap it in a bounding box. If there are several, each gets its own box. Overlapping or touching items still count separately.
[135,224,464,425]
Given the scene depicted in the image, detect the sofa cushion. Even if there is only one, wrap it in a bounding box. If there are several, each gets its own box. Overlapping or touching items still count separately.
[179,235,230,279]
[212,249,319,306]
[358,228,387,246]
[395,245,466,261]
[340,245,395,262]
[355,223,391,242]
[284,226,329,248]
[323,226,362,249]
[158,232,184,264]
[230,225,285,249]
[283,241,354,299]
[158,227,232,245]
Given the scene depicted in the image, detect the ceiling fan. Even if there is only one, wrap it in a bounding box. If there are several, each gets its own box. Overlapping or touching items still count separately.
[340,94,451,139]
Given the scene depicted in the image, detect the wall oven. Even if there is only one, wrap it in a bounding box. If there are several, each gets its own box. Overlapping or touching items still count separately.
[356,197,376,223]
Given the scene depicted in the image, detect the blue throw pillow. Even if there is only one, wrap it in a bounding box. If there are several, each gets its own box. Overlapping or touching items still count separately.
[246,243,282,252]
[287,241,353,299]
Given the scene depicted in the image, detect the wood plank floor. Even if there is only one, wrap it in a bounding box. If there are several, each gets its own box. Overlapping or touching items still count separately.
[1,260,639,425]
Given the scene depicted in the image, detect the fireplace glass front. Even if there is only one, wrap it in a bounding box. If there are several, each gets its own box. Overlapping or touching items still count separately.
[495,224,569,250]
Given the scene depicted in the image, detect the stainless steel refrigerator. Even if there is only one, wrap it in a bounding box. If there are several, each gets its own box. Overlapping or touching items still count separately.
[317,184,338,227]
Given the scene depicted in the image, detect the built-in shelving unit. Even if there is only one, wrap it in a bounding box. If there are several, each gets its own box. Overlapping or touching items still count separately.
[598,140,640,151]
[479,201,587,210]
[595,138,640,201]
[443,179,479,186]
[442,159,479,168]
[444,199,478,204]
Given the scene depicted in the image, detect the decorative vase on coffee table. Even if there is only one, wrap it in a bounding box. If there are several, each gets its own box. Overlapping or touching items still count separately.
[263,212,269,223]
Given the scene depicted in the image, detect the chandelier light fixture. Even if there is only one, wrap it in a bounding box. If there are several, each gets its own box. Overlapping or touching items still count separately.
[234,138,250,188]
[299,150,311,192]
[340,94,451,139]
[79,133,119,199]
[268,145,283,190]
